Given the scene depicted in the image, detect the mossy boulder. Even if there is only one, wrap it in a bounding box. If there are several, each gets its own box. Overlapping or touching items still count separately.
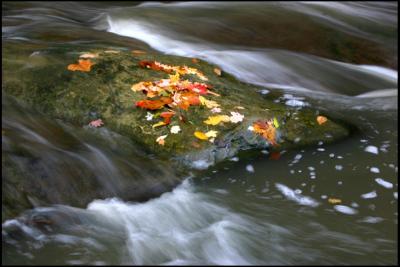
[3,48,349,164]
[2,47,350,220]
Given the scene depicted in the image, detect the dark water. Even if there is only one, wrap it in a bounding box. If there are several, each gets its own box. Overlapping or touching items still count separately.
[2,1,398,265]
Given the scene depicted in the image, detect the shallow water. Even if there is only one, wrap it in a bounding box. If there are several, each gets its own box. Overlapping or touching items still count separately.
[2,1,398,265]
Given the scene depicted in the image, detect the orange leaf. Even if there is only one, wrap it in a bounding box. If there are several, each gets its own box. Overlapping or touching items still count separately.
[181,92,200,105]
[192,58,199,64]
[139,60,172,73]
[160,111,175,124]
[156,135,167,146]
[67,59,94,72]
[317,115,328,125]
[174,92,200,110]
[136,97,172,110]
[253,120,278,146]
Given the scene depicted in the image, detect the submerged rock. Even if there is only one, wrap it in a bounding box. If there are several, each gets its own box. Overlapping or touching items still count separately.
[2,47,350,220]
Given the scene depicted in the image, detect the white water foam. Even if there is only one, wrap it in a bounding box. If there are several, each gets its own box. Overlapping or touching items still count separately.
[106,16,397,98]
[275,183,319,207]
[85,180,259,265]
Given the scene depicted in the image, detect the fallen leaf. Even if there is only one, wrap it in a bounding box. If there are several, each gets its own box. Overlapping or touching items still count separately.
[169,72,180,84]
[160,111,175,124]
[139,60,208,80]
[205,130,218,138]
[199,96,220,109]
[204,115,231,125]
[328,198,342,204]
[170,125,181,134]
[139,60,169,72]
[317,115,328,125]
[79,53,98,59]
[214,68,222,76]
[211,107,222,113]
[67,59,94,72]
[273,117,280,128]
[156,135,167,146]
[145,112,154,121]
[174,92,200,110]
[252,120,278,146]
[187,83,209,95]
[152,121,167,128]
[194,131,208,140]
[136,97,172,110]
[131,81,150,92]
[89,119,103,127]
[229,112,244,123]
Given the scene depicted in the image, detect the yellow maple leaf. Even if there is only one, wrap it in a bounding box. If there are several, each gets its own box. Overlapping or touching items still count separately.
[203,115,230,125]
[169,72,180,84]
[152,121,167,128]
[199,96,220,109]
[194,131,208,140]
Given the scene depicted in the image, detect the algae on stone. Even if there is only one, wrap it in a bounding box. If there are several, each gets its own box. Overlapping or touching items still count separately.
[3,48,350,162]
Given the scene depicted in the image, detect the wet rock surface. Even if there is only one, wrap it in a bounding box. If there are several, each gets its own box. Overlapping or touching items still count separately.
[2,48,350,221]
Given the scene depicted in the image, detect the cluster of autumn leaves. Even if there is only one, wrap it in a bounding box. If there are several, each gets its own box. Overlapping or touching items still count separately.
[131,60,281,146]
[131,60,251,145]
[67,51,329,148]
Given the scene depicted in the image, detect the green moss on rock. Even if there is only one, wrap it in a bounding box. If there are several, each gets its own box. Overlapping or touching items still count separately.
[3,48,350,164]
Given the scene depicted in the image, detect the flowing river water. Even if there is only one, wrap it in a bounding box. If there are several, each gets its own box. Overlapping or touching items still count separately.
[2,1,398,265]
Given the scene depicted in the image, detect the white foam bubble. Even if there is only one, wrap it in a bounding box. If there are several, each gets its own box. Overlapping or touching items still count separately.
[334,205,358,215]
[335,165,343,171]
[365,145,379,155]
[361,191,377,199]
[229,157,239,162]
[375,178,393,189]
[246,164,255,173]
[370,167,380,173]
